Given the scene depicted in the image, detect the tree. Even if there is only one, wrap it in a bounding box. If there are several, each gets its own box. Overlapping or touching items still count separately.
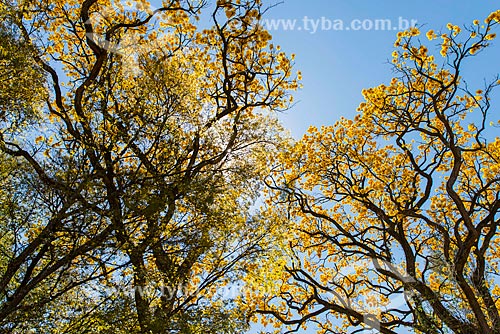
[0,0,298,332]
[0,6,46,130]
[260,11,500,334]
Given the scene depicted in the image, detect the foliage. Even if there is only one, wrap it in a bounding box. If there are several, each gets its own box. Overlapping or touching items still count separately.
[260,11,500,334]
[0,9,46,130]
[0,0,298,332]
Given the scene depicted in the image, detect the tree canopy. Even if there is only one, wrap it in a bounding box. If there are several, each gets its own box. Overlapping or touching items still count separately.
[259,10,500,334]
[2,1,500,334]
[0,0,297,333]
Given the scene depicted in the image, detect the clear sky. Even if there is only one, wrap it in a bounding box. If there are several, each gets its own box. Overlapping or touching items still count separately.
[249,1,500,333]
[261,0,500,139]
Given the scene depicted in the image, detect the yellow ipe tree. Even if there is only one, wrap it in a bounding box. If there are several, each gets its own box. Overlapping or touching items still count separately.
[260,11,500,334]
[0,0,298,333]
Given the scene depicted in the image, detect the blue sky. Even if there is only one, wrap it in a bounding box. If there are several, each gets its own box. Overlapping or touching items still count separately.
[261,0,500,138]
[248,1,500,333]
